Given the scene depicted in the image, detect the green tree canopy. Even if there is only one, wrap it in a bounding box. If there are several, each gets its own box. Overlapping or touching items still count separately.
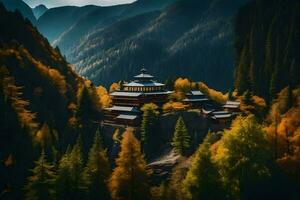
[24,151,56,200]
[215,115,271,199]
[141,103,159,158]
[182,132,224,200]
[171,116,190,156]
[84,128,111,200]
[55,136,87,200]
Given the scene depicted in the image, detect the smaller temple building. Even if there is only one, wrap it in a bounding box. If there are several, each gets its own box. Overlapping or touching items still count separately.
[104,68,172,126]
[182,90,209,108]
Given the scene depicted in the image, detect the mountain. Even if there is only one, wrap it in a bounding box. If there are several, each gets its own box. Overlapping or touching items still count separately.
[36,0,176,55]
[68,0,250,90]
[32,4,47,19]
[0,0,36,24]
[0,4,101,198]
[234,0,300,101]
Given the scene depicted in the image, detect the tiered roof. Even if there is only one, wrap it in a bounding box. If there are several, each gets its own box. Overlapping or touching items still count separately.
[183,90,209,102]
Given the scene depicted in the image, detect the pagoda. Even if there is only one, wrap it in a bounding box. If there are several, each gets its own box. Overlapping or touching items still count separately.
[104,68,173,126]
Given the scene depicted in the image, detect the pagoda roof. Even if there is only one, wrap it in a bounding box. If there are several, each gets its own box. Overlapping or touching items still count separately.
[134,74,154,79]
[212,114,232,119]
[188,90,205,96]
[145,91,173,95]
[183,98,209,102]
[116,114,138,120]
[213,111,231,115]
[110,91,143,97]
[202,108,215,114]
[134,68,154,79]
[106,106,140,113]
[225,101,240,105]
[123,81,164,87]
[222,104,239,109]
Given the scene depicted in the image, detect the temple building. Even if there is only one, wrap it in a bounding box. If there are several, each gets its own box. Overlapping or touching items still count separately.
[104,68,173,126]
[182,90,209,108]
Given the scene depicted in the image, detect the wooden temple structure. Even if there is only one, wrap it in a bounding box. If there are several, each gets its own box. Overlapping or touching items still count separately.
[104,68,172,126]
[182,90,209,108]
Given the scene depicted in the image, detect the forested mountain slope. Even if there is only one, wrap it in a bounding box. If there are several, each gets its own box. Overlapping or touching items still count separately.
[234,0,300,101]
[69,0,250,90]
[0,4,102,198]
[36,0,176,55]
[0,0,36,24]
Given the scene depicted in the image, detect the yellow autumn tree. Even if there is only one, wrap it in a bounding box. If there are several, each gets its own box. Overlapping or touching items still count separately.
[96,86,112,108]
[108,128,151,200]
[109,83,120,93]
[174,78,192,93]
[198,82,227,104]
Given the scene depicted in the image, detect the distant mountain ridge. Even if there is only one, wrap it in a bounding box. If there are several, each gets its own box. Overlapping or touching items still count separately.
[0,0,36,24]
[36,0,177,54]
[32,4,47,19]
[68,0,250,90]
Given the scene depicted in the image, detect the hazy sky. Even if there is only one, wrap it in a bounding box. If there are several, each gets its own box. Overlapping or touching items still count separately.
[23,0,136,8]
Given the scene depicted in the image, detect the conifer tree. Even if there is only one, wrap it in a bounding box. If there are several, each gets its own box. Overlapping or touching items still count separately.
[55,136,87,200]
[140,103,159,158]
[182,132,224,200]
[108,128,151,200]
[84,128,110,200]
[269,68,279,101]
[171,116,190,156]
[24,151,56,200]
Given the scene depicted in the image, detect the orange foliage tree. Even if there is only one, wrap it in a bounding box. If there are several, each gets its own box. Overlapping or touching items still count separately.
[109,83,120,93]
[96,86,112,108]
[108,128,151,200]
[198,82,227,104]
[265,87,300,183]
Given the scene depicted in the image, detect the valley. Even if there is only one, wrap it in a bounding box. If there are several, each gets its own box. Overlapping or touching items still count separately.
[0,0,299,199]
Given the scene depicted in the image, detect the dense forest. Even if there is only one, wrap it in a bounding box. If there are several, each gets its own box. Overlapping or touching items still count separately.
[0,0,299,199]
[234,0,300,102]
[0,4,102,199]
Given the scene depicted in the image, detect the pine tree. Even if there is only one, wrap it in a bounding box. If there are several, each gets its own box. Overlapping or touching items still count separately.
[55,136,87,200]
[171,116,190,156]
[140,103,159,158]
[24,151,56,200]
[84,128,111,200]
[182,132,224,200]
[269,68,279,102]
[108,128,151,200]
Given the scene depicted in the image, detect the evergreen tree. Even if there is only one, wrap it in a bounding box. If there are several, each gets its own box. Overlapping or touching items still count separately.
[182,132,225,200]
[140,103,159,158]
[171,116,190,156]
[215,116,271,199]
[55,136,87,200]
[24,151,56,200]
[76,85,101,151]
[84,128,111,200]
[108,128,151,200]
[269,68,280,101]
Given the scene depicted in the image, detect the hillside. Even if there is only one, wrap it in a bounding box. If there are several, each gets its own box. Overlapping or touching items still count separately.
[36,0,176,55]
[0,0,36,24]
[0,4,102,198]
[32,4,47,19]
[69,0,250,90]
[234,0,300,101]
